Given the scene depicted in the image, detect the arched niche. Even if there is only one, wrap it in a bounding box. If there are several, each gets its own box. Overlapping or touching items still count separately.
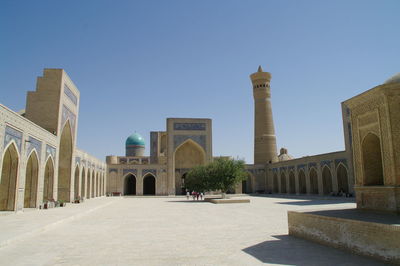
[289,171,296,194]
[58,121,73,202]
[143,174,156,195]
[81,167,86,198]
[86,170,91,199]
[322,166,333,195]
[280,172,287,193]
[337,164,349,194]
[124,174,136,195]
[298,169,307,194]
[24,151,39,208]
[0,143,19,211]
[273,173,279,193]
[43,156,54,201]
[74,165,80,200]
[309,168,319,194]
[362,133,384,185]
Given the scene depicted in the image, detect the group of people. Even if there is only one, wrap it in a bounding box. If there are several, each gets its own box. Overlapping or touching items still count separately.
[186,191,204,201]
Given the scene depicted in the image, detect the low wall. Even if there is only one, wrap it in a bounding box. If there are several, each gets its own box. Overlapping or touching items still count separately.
[288,210,400,264]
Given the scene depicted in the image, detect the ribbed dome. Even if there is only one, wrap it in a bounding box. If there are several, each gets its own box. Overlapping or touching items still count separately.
[125,133,145,146]
[384,73,400,84]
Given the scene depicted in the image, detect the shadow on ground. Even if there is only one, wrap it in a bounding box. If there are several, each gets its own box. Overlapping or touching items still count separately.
[242,235,384,266]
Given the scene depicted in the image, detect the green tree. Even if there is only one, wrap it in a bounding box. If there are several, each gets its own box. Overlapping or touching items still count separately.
[185,158,247,198]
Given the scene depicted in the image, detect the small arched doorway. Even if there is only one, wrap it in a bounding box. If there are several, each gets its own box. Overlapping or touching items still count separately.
[273,174,279,193]
[0,143,19,211]
[298,169,307,194]
[309,168,319,194]
[124,174,136,195]
[362,133,384,185]
[337,164,349,194]
[143,174,156,195]
[43,157,54,202]
[289,171,296,194]
[24,151,39,208]
[280,172,287,193]
[322,166,333,195]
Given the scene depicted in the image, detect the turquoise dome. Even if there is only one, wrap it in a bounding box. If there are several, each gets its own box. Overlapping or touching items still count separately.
[125,133,145,146]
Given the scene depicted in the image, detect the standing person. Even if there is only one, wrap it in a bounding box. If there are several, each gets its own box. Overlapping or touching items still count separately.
[200,192,204,200]
[192,191,196,200]
[186,190,190,200]
[196,192,200,201]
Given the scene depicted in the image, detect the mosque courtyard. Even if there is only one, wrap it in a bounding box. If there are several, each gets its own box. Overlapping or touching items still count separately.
[0,196,385,266]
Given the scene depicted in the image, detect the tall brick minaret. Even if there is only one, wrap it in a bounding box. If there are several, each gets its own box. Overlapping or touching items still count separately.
[250,66,278,164]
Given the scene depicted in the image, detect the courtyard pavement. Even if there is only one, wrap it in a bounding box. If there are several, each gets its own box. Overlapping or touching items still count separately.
[0,195,386,266]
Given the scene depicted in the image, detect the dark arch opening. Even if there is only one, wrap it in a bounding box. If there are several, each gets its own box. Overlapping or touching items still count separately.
[242,180,247,194]
[273,174,279,193]
[81,167,86,198]
[74,165,79,200]
[322,166,333,195]
[86,171,91,198]
[280,172,287,193]
[181,173,187,195]
[309,168,319,194]
[24,152,39,208]
[362,133,384,185]
[298,170,307,194]
[143,174,156,195]
[0,144,19,211]
[289,171,296,194]
[337,164,349,194]
[124,174,136,195]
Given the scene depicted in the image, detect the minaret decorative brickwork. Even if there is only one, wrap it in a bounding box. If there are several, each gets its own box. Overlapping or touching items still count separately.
[250,65,278,164]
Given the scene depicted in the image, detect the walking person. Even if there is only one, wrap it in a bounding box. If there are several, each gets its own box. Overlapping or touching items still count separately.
[186,190,190,200]
[200,192,204,200]
[196,192,200,201]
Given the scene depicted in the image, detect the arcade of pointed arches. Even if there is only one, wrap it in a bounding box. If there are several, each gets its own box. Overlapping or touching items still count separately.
[270,163,350,195]
[0,124,106,212]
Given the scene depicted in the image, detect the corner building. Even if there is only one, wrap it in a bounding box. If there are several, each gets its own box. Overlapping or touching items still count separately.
[0,69,106,212]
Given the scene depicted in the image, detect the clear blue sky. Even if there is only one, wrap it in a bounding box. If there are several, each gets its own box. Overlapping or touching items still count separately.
[1,1,399,163]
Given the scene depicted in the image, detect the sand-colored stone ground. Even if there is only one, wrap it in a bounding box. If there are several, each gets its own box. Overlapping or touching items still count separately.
[0,196,385,265]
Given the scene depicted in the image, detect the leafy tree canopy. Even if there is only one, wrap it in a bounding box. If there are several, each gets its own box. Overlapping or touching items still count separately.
[185,158,247,194]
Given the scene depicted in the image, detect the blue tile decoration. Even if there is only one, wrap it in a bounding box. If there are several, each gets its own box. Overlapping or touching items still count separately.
[348,122,352,147]
[279,166,287,171]
[297,164,306,170]
[26,136,42,159]
[174,123,206,131]
[4,126,23,153]
[64,84,78,105]
[142,169,157,176]
[119,158,127,164]
[61,105,76,136]
[288,166,295,171]
[109,168,117,174]
[174,135,206,151]
[75,157,81,165]
[334,158,347,168]
[123,169,137,176]
[272,168,278,173]
[320,160,332,168]
[308,162,317,169]
[45,144,56,160]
